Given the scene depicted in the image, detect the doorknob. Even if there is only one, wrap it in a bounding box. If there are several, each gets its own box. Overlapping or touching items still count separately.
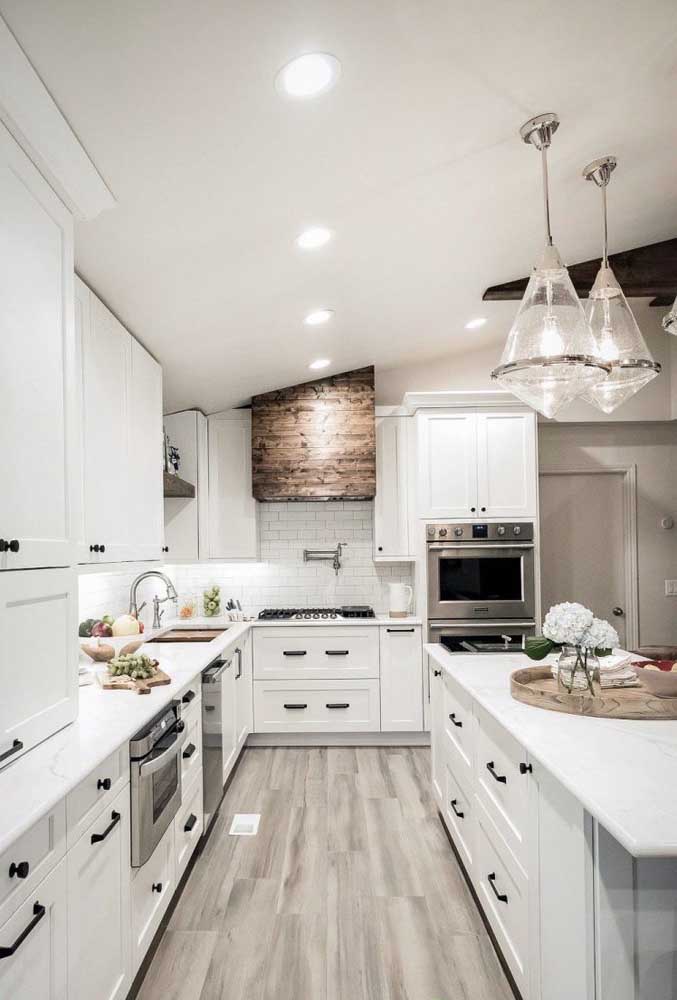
[612,607,624,617]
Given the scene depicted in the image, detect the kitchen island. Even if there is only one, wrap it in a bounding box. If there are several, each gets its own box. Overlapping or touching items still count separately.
[426,643,677,1000]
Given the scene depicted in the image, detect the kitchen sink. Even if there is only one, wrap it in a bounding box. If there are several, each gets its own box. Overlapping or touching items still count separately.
[146,627,228,643]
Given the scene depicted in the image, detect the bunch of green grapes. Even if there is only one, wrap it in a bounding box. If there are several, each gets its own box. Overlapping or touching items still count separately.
[203,585,221,617]
[108,653,158,679]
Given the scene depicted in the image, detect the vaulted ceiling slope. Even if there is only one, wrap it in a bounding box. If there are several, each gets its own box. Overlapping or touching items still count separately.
[2,1,676,413]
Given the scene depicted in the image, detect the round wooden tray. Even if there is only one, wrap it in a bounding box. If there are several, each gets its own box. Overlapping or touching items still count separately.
[511,666,677,720]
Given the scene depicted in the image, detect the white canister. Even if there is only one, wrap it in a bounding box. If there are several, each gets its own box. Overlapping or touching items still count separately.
[388,582,413,618]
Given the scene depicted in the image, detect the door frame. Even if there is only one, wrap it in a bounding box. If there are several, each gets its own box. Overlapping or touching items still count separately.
[538,464,639,650]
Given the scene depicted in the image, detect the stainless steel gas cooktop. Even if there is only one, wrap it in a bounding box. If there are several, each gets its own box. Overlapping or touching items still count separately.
[257,606,376,620]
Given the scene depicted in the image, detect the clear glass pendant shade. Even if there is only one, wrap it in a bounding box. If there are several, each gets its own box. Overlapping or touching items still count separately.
[663,295,677,336]
[580,266,660,413]
[493,245,610,418]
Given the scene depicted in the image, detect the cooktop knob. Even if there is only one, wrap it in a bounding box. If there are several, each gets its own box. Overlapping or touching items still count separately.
[513,525,522,535]
[454,527,463,537]
[438,527,447,537]
[426,525,435,537]
[497,525,506,536]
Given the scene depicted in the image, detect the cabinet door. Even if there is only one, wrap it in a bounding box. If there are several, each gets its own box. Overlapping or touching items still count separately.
[379,626,423,731]
[81,295,132,562]
[235,637,252,751]
[0,123,74,571]
[221,656,238,781]
[163,410,200,561]
[131,824,175,973]
[208,412,258,559]
[477,412,537,518]
[374,416,411,558]
[417,411,478,518]
[429,660,445,807]
[67,785,131,1000]
[0,569,77,767]
[0,857,67,1000]
[128,339,163,561]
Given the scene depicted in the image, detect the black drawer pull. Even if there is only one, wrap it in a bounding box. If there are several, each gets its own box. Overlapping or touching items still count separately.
[325,650,349,656]
[450,799,464,819]
[283,650,307,657]
[488,872,508,904]
[183,743,196,759]
[182,690,196,704]
[326,703,350,709]
[97,777,112,791]
[448,713,462,728]
[433,669,442,677]
[284,703,308,710]
[90,810,121,845]
[519,762,533,775]
[152,882,162,894]
[0,739,23,764]
[486,761,507,784]
[386,628,415,633]
[9,861,29,880]
[0,901,45,959]
[8,539,19,553]
[204,705,216,712]
[184,813,198,833]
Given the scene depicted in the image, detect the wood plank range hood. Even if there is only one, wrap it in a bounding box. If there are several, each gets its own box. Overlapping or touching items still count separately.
[251,366,375,501]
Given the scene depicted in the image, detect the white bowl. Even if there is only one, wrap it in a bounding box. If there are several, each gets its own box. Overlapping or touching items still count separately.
[633,662,677,698]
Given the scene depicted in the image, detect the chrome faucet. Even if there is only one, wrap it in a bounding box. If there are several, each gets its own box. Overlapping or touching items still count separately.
[303,542,346,575]
[129,571,178,629]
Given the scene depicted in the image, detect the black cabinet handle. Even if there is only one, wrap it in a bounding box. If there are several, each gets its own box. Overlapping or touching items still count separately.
[326,703,350,709]
[386,628,415,633]
[488,872,508,904]
[182,689,195,704]
[90,810,121,845]
[184,813,198,833]
[325,650,349,656]
[283,650,307,657]
[284,703,307,710]
[100,544,106,553]
[0,740,23,763]
[152,882,162,894]
[486,761,507,784]
[519,762,533,775]
[183,743,196,759]
[0,901,45,960]
[450,799,464,819]
[90,544,100,553]
[97,777,112,791]
[8,539,19,553]
[433,669,442,677]
[448,713,463,728]
[235,647,242,680]
[204,705,216,712]
[162,546,169,553]
[8,861,29,880]
[0,540,8,553]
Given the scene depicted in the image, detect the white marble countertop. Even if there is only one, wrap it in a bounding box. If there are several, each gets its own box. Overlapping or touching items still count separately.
[426,643,677,858]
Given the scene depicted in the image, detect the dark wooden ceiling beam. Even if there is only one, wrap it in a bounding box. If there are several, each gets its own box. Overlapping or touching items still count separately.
[483,238,677,306]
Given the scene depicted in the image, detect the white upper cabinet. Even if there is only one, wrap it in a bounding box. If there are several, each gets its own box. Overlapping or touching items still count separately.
[374,416,413,560]
[417,408,537,520]
[207,411,258,560]
[163,409,209,562]
[417,411,478,518]
[476,411,537,519]
[128,339,163,560]
[0,122,75,570]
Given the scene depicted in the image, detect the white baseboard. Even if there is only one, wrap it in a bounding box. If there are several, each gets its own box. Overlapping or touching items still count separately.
[246,731,430,748]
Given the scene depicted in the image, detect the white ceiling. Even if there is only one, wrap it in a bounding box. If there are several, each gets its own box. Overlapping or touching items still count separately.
[2,1,677,412]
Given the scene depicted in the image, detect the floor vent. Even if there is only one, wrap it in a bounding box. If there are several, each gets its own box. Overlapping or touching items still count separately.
[229,813,261,836]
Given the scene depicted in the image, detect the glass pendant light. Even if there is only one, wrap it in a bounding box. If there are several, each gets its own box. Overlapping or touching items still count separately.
[492,113,611,418]
[579,156,661,413]
[663,295,677,336]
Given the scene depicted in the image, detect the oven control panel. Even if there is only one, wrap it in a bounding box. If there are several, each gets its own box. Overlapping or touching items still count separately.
[426,522,534,542]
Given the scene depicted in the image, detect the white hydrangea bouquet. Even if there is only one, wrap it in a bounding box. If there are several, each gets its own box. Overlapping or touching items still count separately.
[526,602,619,694]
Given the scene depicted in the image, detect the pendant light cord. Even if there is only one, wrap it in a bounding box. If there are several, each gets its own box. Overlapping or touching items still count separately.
[541,146,553,246]
[602,183,609,267]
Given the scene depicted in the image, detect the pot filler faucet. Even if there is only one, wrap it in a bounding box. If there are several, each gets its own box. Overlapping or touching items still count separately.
[303,542,346,575]
[129,570,178,629]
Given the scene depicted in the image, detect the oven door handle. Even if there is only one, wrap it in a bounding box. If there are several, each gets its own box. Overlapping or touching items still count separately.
[138,730,185,777]
[429,621,536,630]
[427,543,534,552]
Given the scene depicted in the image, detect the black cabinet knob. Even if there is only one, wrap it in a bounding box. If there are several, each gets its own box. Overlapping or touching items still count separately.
[162,546,169,553]
[377,546,383,552]
[0,540,8,553]
[152,882,162,894]
[99,544,105,553]
[470,507,476,513]
[480,507,486,513]
[9,861,29,879]
[8,539,19,553]
[433,669,442,677]
[519,762,533,775]
[97,777,112,791]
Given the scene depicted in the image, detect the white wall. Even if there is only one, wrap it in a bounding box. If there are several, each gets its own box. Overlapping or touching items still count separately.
[538,422,677,647]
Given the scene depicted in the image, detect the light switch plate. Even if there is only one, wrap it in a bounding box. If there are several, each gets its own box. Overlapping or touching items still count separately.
[665,580,677,596]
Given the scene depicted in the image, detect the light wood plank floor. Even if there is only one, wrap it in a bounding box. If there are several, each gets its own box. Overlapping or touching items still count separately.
[137,748,513,1000]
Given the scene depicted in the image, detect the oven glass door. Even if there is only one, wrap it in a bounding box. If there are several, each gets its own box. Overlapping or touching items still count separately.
[428,545,534,619]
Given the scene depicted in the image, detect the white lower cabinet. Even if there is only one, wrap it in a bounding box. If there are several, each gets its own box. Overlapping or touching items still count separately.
[0,856,68,1000]
[174,775,204,884]
[67,785,131,1000]
[442,759,474,872]
[131,823,175,975]
[235,636,253,751]
[379,625,422,731]
[254,679,380,733]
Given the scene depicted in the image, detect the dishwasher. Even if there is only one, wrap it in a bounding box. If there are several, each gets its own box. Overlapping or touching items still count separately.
[201,654,232,831]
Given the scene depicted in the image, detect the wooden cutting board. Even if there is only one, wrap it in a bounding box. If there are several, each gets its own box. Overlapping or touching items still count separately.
[511,666,677,720]
[98,668,171,695]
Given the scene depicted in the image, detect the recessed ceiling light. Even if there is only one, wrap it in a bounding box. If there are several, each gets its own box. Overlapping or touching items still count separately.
[304,308,333,326]
[465,317,488,330]
[296,226,333,250]
[309,358,331,370]
[276,53,341,98]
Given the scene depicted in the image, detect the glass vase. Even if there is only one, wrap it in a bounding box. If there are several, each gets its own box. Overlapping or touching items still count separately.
[557,645,600,695]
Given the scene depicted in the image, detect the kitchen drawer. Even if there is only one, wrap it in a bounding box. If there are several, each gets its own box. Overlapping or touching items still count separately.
[253,679,380,733]
[442,673,474,793]
[180,713,202,790]
[475,706,529,873]
[0,801,66,929]
[475,815,529,997]
[442,759,474,873]
[174,774,203,883]
[66,746,129,847]
[131,823,175,973]
[253,626,379,680]
[178,682,201,729]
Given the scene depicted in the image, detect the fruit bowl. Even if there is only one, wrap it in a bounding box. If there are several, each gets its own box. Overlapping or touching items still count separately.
[632,661,677,698]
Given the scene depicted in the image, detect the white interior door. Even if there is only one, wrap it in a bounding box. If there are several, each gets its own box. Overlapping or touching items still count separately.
[539,471,630,648]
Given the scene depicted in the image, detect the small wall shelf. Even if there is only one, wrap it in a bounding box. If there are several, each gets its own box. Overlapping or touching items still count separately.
[163,470,196,499]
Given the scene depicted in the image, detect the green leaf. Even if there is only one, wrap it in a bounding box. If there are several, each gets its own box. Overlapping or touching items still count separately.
[525,636,555,661]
